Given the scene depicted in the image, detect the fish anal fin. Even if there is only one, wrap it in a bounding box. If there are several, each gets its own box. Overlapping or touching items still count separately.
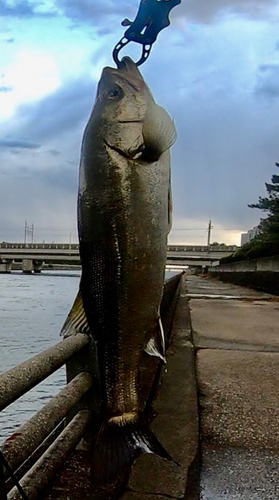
[60,289,90,338]
[91,417,176,486]
[144,317,166,363]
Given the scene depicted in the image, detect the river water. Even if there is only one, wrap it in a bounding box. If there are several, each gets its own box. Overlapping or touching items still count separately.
[0,270,176,444]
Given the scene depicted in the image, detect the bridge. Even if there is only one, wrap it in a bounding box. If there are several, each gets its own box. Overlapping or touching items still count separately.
[0,242,237,273]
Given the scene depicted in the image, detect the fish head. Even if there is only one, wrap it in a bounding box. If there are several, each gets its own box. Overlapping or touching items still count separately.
[92,57,154,158]
[96,57,151,124]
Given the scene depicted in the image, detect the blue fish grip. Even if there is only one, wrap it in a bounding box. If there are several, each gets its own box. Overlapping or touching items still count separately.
[113,0,181,67]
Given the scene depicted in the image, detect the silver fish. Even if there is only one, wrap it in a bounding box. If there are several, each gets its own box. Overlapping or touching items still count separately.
[62,57,176,485]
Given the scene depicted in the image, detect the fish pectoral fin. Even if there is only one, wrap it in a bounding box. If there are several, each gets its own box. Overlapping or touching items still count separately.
[144,317,166,363]
[60,289,90,338]
[91,418,177,486]
[142,103,177,161]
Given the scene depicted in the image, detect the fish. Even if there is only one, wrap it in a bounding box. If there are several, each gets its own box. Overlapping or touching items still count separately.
[61,56,177,485]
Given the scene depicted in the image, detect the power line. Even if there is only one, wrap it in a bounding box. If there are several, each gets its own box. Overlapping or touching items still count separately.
[171,227,248,231]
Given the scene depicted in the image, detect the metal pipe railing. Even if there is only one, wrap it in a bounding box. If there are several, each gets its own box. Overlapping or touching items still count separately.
[2,371,93,477]
[0,334,89,412]
[7,409,92,500]
[0,274,183,499]
[0,459,6,500]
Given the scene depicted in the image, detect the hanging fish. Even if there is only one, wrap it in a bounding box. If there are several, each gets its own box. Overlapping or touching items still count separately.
[61,56,176,485]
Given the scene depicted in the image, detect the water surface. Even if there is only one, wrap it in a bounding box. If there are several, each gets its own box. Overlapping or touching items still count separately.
[0,270,177,443]
[0,271,80,443]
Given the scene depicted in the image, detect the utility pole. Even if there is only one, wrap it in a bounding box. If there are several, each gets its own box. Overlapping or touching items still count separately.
[24,220,27,244]
[24,220,34,244]
[207,220,212,248]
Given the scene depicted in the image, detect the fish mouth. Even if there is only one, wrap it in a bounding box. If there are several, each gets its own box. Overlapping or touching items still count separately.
[117,119,144,123]
[118,57,144,87]
[101,57,144,92]
[117,56,140,73]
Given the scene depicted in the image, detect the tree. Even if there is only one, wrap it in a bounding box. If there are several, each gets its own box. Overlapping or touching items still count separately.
[221,162,279,263]
[248,162,279,246]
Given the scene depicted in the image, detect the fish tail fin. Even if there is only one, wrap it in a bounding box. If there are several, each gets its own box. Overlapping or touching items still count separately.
[91,416,176,486]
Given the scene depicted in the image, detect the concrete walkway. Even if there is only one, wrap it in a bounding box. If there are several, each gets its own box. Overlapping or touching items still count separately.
[187,274,279,500]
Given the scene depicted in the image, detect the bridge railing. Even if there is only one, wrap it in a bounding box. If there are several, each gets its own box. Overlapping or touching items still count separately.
[0,273,182,500]
[0,244,80,251]
[0,243,238,253]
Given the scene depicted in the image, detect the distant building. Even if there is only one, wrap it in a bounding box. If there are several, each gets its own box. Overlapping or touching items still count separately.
[240,226,260,246]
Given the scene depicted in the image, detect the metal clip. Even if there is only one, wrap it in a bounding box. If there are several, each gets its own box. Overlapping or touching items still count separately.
[113,0,181,67]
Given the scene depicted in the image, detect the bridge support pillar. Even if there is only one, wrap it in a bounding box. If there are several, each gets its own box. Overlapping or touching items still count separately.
[33,260,42,273]
[22,259,33,274]
[0,260,12,273]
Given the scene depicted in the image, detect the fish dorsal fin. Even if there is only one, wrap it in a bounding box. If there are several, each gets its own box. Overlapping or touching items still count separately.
[60,289,90,338]
[142,103,177,160]
[144,317,166,363]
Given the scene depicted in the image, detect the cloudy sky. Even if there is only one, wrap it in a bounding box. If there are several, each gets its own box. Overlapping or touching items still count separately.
[1,0,279,246]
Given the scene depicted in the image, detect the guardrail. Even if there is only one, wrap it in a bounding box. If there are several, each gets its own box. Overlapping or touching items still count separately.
[0,274,182,500]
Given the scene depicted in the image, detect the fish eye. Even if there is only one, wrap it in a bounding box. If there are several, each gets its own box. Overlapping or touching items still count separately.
[103,85,124,101]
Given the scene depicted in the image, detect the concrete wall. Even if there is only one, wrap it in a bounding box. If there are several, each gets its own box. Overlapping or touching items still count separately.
[209,255,279,296]
[256,255,279,272]
[210,255,279,273]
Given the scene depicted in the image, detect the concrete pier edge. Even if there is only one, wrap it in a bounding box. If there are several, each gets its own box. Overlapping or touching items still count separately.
[122,274,200,500]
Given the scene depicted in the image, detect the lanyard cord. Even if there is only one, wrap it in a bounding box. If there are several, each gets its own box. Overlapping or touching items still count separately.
[0,450,30,500]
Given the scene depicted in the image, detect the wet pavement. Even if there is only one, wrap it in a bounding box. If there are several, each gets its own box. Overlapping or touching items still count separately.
[187,274,279,500]
[200,446,279,500]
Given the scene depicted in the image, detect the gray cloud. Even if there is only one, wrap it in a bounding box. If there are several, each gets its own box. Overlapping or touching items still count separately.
[0,139,41,149]
[0,75,96,244]
[255,64,279,99]
[55,0,134,25]
[48,149,61,156]
[2,4,279,244]
[8,76,96,146]
[54,0,279,29]
[0,163,78,243]
[0,0,56,18]
[175,0,278,23]
[0,76,93,243]
[140,29,279,238]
